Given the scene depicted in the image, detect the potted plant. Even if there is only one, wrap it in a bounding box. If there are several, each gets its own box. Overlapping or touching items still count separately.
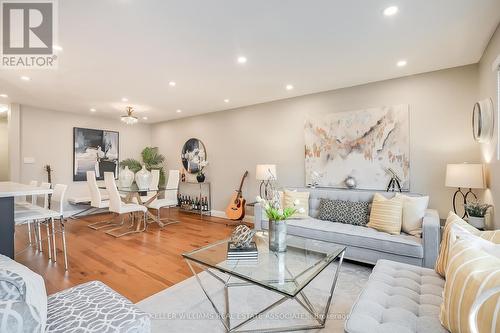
[464,201,492,229]
[256,192,304,252]
[197,160,208,183]
[120,147,166,185]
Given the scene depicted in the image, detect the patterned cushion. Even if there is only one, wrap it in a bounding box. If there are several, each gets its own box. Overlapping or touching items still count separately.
[318,199,369,226]
[0,301,42,333]
[367,193,403,235]
[0,270,26,301]
[46,281,151,333]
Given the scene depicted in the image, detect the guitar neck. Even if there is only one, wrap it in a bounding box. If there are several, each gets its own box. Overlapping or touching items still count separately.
[236,171,248,194]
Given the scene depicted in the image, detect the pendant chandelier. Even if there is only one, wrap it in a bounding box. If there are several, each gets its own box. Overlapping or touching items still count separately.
[121,106,138,125]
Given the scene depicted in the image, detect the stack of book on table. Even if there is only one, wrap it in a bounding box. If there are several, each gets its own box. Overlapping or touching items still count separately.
[226,241,258,265]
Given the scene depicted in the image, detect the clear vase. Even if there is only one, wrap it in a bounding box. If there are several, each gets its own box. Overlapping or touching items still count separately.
[269,220,287,252]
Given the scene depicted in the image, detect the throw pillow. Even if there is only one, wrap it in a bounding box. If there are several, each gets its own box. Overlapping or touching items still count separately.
[395,194,429,237]
[283,190,309,218]
[318,199,370,226]
[366,193,403,235]
[439,239,500,333]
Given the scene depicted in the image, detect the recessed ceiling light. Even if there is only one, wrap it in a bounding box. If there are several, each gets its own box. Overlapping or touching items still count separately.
[169,81,176,87]
[0,94,8,98]
[89,108,96,112]
[142,116,148,120]
[237,56,247,64]
[53,45,63,51]
[224,99,230,103]
[20,76,31,81]
[397,60,407,67]
[121,97,128,102]
[286,84,294,91]
[176,109,182,113]
[383,6,399,16]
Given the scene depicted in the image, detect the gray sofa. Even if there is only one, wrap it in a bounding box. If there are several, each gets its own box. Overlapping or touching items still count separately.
[0,254,150,333]
[254,188,441,268]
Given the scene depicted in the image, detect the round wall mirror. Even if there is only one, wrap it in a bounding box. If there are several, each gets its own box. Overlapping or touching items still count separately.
[472,98,494,143]
[181,138,206,174]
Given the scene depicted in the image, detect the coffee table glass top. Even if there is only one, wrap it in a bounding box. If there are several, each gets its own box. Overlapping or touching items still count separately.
[183,233,345,297]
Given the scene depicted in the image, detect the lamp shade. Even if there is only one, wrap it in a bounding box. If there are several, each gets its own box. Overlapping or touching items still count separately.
[445,163,485,189]
[256,164,277,181]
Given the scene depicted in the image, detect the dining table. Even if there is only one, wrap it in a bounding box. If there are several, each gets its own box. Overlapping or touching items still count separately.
[0,182,53,258]
[99,184,175,237]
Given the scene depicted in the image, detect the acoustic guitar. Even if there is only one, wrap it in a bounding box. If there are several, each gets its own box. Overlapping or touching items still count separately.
[225,171,249,220]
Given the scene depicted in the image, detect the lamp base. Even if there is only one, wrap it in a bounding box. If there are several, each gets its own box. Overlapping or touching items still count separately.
[452,187,477,218]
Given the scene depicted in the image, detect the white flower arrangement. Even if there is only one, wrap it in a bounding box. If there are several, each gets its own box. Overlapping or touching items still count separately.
[256,191,303,221]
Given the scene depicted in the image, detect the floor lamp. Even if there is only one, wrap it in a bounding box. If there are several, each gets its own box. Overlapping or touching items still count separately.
[256,164,277,200]
[445,163,485,218]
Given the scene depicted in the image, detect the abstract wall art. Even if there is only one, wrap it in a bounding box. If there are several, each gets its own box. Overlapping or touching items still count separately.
[73,127,119,181]
[304,104,410,190]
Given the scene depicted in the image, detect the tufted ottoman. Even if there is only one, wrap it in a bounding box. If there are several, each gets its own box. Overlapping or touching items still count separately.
[345,260,448,333]
[46,281,151,333]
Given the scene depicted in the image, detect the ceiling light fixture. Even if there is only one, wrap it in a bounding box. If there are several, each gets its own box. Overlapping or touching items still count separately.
[286,84,294,91]
[20,76,31,81]
[121,97,128,102]
[176,109,182,113]
[121,106,138,125]
[383,6,399,16]
[89,108,96,112]
[0,94,8,98]
[237,56,247,64]
[224,99,230,103]
[397,60,407,67]
[169,81,176,87]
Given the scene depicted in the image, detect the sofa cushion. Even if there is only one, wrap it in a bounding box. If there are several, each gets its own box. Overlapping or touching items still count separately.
[263,218,423,258]
[345,259,447,333]
[0,255,47,332]
[367,193,403,235]
[317,199,369,226]
[46,281,151,333]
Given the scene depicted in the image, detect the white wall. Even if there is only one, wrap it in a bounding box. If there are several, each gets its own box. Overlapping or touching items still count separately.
[18,106,152,205]
[479,24,500,229]
[152,64,480,217]
[0,116,8,181]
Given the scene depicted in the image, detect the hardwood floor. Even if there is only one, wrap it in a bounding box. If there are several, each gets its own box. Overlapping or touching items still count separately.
[14,210,236,303]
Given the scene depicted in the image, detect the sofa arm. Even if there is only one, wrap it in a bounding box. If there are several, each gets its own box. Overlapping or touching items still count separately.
[422,209,441,268]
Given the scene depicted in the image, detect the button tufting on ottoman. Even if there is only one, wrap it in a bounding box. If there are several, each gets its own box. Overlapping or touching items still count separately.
[345,260,448,333]
[46,281,151,333]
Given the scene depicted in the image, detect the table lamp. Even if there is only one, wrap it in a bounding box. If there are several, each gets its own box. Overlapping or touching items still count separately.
[445,163,485,217]
[256,164,277,199]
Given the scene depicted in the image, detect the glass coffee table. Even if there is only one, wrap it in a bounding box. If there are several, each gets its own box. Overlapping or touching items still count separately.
[183,232,346,332]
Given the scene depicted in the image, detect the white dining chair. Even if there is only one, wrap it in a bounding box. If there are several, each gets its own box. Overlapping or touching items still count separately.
[14,184,69,270]
[86,171,120,230]
[104,172,147,237]
[147,170,180,227]
[15,180,38,207]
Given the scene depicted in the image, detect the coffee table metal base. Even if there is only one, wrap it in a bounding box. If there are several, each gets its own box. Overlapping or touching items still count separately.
[184,250,345,333]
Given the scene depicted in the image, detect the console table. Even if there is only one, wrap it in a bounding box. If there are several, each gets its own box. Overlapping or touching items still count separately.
[0,182,53,258]
[178,181,211,218]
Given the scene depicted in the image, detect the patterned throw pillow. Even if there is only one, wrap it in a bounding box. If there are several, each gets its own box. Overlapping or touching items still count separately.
[318,199,370,226]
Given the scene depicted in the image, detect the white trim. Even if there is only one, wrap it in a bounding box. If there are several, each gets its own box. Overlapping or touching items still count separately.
[211,209,254,224]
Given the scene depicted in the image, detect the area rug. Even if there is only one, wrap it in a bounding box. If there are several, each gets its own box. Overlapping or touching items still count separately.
[137,261,372,332]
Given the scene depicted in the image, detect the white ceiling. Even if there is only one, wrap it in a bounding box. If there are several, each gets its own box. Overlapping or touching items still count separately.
[0,0,499,123]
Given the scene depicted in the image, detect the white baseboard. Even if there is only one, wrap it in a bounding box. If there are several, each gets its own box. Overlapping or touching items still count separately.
[211,210,254,224]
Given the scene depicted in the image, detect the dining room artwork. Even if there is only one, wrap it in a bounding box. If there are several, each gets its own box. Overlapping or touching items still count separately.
[304,104,410,190]
[73,127,119,181]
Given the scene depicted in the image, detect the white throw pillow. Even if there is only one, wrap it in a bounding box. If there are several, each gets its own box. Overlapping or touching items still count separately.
[395,194,429,237]
[0,254,47,331]
[450,224,500,258]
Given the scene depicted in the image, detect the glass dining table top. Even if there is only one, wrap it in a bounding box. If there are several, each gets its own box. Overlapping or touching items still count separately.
[98,184,168,192]
[183,232,346,297]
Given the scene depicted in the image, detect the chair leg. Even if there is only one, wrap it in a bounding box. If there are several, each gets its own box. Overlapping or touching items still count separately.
[61,217,68,271]
[51,218,57,262]
[45,221,52,260]
[27,221,32,245]
[37,221,43,252]
[87,213,122,230]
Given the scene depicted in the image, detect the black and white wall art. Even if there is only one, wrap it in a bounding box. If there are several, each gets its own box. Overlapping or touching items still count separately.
[73,127,119,181]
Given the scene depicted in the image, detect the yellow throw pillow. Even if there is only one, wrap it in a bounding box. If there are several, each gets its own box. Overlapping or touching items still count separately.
[439,239,500,333]
[367,193,403,235]
[283,190,309,218]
